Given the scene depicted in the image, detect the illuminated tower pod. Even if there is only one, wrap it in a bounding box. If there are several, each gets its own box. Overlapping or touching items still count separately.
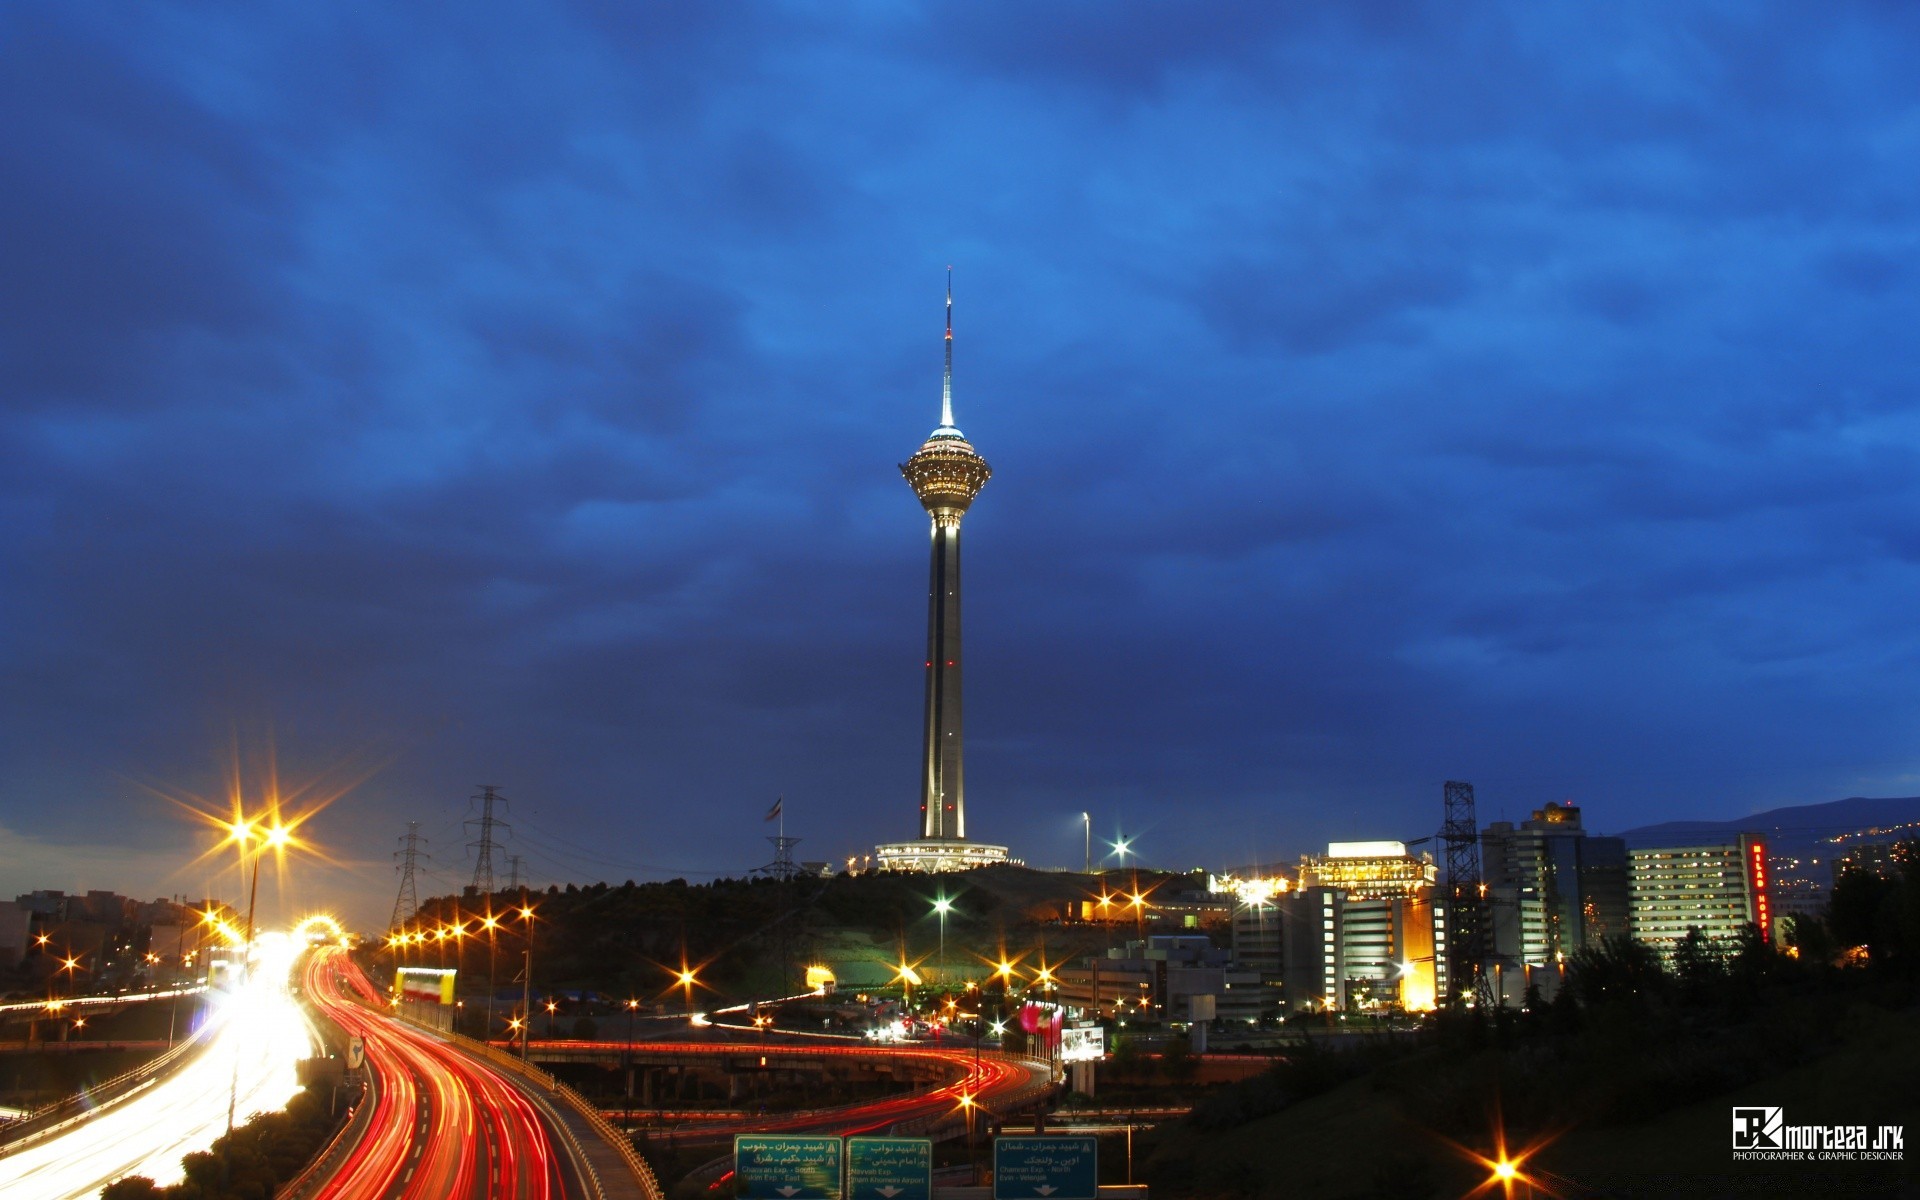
[876,276,1013,873]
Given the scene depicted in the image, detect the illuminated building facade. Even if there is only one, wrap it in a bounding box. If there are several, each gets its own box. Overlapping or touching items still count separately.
[1480,802,1629,1002]
[1055,936,1274,1027]
[876,279,1010,873]
[1628,833,1771,955]
[1281,841,1443,1012]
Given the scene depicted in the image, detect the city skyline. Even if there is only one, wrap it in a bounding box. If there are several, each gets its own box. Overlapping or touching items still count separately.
[3,7,1919,931]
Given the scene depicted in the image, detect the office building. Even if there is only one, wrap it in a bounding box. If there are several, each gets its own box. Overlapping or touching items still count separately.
[1054,935,1274,1027]
[1628,833,1771,955]
[1281,841,1442,1013]
[1480,802,1629,1002]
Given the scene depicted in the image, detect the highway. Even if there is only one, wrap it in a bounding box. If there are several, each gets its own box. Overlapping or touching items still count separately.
[0,935,316,1200]
[530,1038,1053,1143]
[303,947,587,1200]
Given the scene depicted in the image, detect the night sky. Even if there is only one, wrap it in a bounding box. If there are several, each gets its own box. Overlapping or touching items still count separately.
[4,5,1918,931]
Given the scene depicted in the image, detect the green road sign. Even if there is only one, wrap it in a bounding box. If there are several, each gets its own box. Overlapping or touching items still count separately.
[846,1137,932,1200]
[993,1135,1098,1200]
[735,1135,844,1199]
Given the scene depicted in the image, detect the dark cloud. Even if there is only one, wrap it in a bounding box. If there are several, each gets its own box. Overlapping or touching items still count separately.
[3,5,1919,927]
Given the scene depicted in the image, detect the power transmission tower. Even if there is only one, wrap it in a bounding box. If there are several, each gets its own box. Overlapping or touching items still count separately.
[466,785,511,897]
[1441,780,1495,1009]
[391,823,427,931]
[505,855,525,892]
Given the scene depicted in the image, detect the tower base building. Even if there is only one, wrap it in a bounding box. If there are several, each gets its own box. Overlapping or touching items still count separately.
[874,838,1012,873]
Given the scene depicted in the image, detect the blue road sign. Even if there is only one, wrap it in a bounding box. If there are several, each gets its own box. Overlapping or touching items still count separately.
[993,1135,1098,1200]
[846,1137,932,1200]
[735,1135,844,1199]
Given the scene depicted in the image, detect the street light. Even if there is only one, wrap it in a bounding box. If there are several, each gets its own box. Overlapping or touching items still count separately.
[480,913,501,1043]
[676,967,700,1020]
[1109,835,1132,867]
[1081,813,1091,874]
[515,902,537,1060]
[932,895,953,987]
[624,998,640,1128]
[894,962,921,1015]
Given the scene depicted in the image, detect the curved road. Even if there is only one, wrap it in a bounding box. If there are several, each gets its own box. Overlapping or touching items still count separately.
[0,938,314,1200]
[303,948,584,1200]
[531,1038,1052,1141]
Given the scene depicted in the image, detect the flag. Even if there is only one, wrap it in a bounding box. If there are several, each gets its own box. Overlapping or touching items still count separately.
[764,796,783,822]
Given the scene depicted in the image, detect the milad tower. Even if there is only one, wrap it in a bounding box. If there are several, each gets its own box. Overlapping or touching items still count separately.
[875,275,1013,873]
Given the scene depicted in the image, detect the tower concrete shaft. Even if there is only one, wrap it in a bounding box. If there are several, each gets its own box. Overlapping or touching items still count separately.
[901,273,989,842]
[921,515,966,837]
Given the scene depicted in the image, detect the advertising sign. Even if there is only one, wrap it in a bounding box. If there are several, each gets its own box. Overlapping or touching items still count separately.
[396,967,456,1006]
[1059,1025,1105,1063]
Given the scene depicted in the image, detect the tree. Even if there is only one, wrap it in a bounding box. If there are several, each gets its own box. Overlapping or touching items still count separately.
[1828,868,1892,961]
[1567,934,1669,1009]
[1160,1033,1197,1083]
[1672,927,1726,996]
[1110,1033,1144,1082]
[1778,912,1833,969]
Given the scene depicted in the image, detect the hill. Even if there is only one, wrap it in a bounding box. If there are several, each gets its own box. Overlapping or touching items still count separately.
[1613,795,1920,858]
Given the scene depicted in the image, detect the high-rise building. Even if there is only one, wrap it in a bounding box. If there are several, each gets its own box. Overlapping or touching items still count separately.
[1481,802,1629,1002]
[1831,839,1917,884]
[1628,833,1771,956]
[876,278,1011,873]
[1281,841,1443,1013]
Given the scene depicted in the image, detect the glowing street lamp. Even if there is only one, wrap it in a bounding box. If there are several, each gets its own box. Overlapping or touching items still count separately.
[1109,836,1132,867]
[932,895,954,985]
[624,998,641,1127]
[676,967,700,1019]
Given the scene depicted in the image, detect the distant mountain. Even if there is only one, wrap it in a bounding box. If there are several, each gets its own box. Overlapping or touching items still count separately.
[1612,795,1920,854]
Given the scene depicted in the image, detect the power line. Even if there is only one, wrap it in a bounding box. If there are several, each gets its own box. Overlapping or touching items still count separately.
[391,822,428,931]
[466,785,511,896]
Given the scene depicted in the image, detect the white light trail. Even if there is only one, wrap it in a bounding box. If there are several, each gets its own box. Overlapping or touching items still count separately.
[0,934,318,1200]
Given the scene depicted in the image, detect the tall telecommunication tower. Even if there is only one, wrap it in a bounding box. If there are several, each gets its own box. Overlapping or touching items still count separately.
[467,785,511,896]
[391,822,427,931]
[1442,780,1494,1008]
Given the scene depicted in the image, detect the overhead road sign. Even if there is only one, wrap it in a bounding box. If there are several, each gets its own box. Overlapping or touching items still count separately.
[846,1137,931,1200]
[735,1134,844,1199]
[993,1136,1097,1200]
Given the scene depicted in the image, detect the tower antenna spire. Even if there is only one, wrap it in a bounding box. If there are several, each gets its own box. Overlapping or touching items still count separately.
[941,267,955,429]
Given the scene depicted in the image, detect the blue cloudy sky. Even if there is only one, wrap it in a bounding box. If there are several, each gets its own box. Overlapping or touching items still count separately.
[3,4,1917,928]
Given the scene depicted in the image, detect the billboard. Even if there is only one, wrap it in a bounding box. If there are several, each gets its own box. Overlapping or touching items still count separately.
[1060,1024,1105,1063]
[397,966,456,1006]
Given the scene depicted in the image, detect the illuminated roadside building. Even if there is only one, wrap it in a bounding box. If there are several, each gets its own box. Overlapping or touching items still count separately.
[1628,833,1771,956]
[1054,936,1274,1028]
[1480,802,1629,1003]
[1281,842,1443,1013]
[875,280,1012,873]
[1213,873,1290,1011]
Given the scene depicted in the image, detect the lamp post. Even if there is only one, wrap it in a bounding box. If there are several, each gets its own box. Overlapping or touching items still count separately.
[224,816,289,1135]
[677,968,699,1021]
[932,895,953,989]
[624,998,639,1128]
[516,900,536,1060]
[1082,813,1091,874]
[478,913,500,1043]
